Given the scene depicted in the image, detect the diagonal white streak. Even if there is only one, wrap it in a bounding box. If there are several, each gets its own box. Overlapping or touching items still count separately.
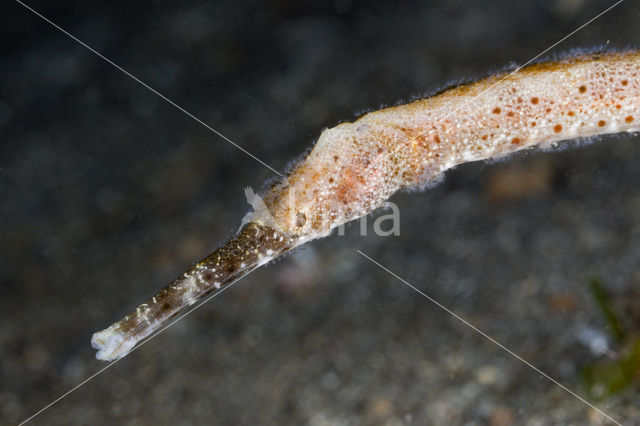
[14,0,283,177]
[17,271,253,425]
[428,0,625,120]
[490,0,623,76]
[369,0,625,173]
[356,250,623,426]
[17,358,122,426]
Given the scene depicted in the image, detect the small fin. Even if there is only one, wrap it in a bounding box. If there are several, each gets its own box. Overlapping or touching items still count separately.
[239,186,276,233]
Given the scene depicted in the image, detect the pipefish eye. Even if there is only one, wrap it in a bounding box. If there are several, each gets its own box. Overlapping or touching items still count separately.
[295,211,307,227]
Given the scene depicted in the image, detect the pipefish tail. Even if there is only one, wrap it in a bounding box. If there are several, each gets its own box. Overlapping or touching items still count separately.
[93,50,640,361]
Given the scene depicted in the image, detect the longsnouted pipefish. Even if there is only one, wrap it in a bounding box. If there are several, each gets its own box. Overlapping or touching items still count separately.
[92,50,640,361]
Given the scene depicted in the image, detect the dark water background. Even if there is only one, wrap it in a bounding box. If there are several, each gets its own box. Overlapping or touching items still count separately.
[2,0,640,424]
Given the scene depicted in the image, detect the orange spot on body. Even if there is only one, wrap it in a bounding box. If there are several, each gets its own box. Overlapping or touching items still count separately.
[598,120,606,127]
[511,137,521,145]
[492,107,501,114]
[579,85,587,94]
[554,124,562,133]
[531,97,539,104]
[625,116,634,123]
[335,170,359,205]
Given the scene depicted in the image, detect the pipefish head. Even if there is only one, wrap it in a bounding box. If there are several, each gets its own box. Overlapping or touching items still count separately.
[261,121,402,238]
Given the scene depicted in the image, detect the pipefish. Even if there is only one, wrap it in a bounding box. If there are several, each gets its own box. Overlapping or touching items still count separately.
[92,50,640,361]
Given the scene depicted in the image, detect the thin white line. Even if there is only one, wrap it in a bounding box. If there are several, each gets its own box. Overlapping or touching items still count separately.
[356,250,623,426]
[502,0,623,72]
[13,0,626,424]
[17,358,121,426]
[436,0,624,117]
[13,0,283,177]
[17,271,251,426]
[369,0,624,172]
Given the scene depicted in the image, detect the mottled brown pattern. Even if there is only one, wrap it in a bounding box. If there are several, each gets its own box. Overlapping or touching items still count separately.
[91,222,296,360]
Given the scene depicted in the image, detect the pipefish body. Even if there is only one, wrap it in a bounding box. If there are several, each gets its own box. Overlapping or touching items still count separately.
[92,50,640,361]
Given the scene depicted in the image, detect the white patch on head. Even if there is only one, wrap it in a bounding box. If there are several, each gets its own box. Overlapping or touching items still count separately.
[239,187,277,231]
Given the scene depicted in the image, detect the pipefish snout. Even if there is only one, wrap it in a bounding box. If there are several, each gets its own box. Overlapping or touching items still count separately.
[93,50,640,361]
[91,222,298,361]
